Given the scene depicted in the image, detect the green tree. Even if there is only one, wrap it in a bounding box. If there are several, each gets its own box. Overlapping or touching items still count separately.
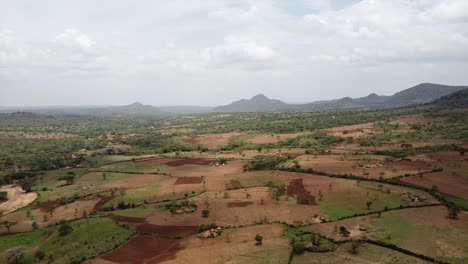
[0,191,7,201]
[255,234,263,245]
[59,171,76,185]
[293,241,306,254]
[339,226,350,237]
[0,220,17,233]
[202,209,209,217]
[351,239,360,254]
[32,221,39,230]
[19,178,34,192]
[58,222,73,236]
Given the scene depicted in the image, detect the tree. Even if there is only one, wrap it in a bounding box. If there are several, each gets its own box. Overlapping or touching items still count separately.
[366,201,373,210]
[311,233,321,247]
[448,206,461,219]
[102,172,107,181]
[339,226,350,237]
[0,220,17,233]
[255,234,263,245]
[58,222,73,236]
[202,209,209,217]
[351,239,360,254]
[0,191,7,201]
[293,241,306,254]
[19,178,33,192]
[32,221,39,230]
[34,250,45,261]
[59,171,76,185]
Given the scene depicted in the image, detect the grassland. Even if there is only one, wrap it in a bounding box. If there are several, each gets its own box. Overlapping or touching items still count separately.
[0,217,134,264]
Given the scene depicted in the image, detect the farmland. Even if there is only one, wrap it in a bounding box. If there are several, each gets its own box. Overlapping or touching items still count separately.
[0,100,467,264]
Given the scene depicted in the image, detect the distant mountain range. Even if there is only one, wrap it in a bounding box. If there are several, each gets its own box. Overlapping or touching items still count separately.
[214,83,467,112]
[1,83,466,115]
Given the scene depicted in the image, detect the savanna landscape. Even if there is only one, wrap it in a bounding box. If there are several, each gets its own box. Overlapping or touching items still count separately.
[0,85,467,264]
[1,1,468,263]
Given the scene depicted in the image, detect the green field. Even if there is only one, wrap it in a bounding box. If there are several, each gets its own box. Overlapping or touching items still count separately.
[0,217,134,264]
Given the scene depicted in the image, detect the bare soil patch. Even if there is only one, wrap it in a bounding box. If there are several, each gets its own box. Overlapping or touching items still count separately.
[36,200,61,213]
[0,185,37,214]
[225,179,243,190]
[102,236,179,264]
[280,178,316,205]
[165,158,215,166]
[174,176,204,185]
[113,214,146,223]
[136,224,198,237]
[401,172,468,198]
[227,201,254,208]
[181,132,247,148]
[93,197,114,211]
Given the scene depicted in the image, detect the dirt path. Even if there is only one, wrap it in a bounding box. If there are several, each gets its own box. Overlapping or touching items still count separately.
[0,185,37,214]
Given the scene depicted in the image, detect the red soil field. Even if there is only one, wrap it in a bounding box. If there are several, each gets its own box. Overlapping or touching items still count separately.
[102,236,179,264]
[93,197,114,211]
[225,180,243,190]
[183,135,199,144]
[280,178,317,205]
[36,200,61,212]
[227,201,254,208]
[400,172,468,198]
[136,223,198,237]
[174,176,204,184]
[113,214,146,223]
[165,158,215,166]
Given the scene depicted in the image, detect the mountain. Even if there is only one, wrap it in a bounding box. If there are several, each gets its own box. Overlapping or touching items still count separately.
[0,102,161,115]
[298,83,467,111]
[214,94,291,112]
[432,88,468,108]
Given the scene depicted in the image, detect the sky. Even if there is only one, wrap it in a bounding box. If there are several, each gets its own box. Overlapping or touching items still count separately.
[0,0,467,106]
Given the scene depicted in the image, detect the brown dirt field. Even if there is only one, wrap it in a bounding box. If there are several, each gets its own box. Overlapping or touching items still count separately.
[296,154,432,179]
[113,214,146,223]
[280,178,317,205]
[225,179,243,190]
[401,172,468,198]
[174,176,203,185]
[181,132,247,148]
[248,133,306,144]
[136,223,198,237]
[93,197,114,211]
[227,201,254,208]
[0,185,37,215]
[36,200,62,212]
[321,123,383,138]
[102,236,179,264]
[162,159,247,178]
[165,158,216,166]
[135,157,180,164]
[96,174,168,190]
[1,198,101,234]
[389,115,436,125]
[160,224,291,264]
[293,243,432,264]
[144,187,323,227]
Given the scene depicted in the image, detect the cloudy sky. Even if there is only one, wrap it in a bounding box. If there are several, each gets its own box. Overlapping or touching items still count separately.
[1,0,467,106]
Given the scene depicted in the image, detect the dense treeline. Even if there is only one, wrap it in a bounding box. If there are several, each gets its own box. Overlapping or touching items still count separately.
[0,135,107,173]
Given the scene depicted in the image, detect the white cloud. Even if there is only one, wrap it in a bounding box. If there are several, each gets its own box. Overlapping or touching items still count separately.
[0,0,467,105]
[203,36,276,69]
[53,28,95,50]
